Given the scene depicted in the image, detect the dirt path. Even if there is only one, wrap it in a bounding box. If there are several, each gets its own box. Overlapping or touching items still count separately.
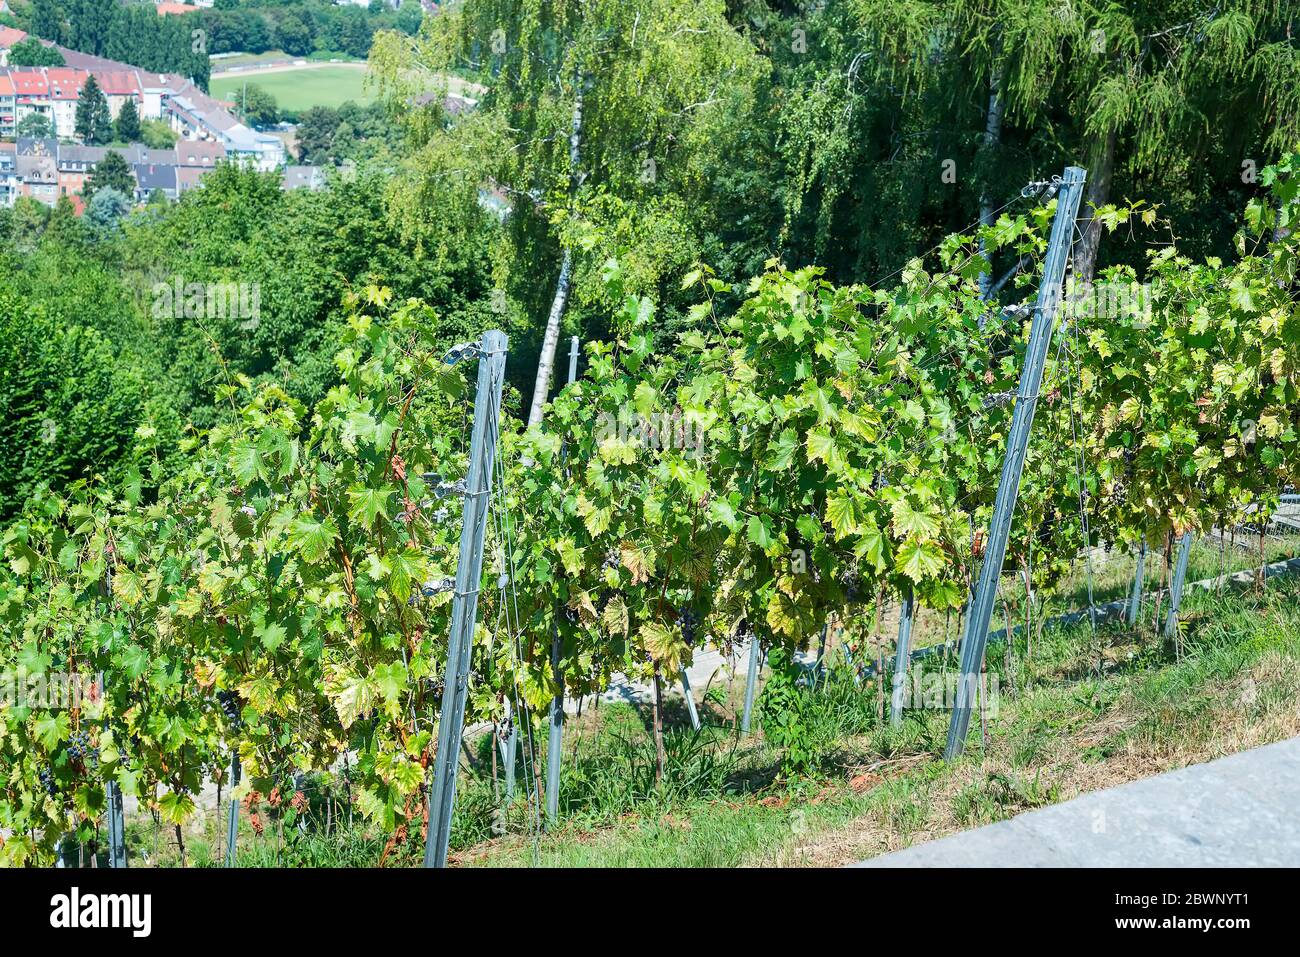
[212,60,367,77]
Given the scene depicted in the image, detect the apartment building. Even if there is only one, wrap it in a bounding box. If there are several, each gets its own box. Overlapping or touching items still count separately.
[0,71,13,138]
[0,60,284,172]
[0,142,17,206]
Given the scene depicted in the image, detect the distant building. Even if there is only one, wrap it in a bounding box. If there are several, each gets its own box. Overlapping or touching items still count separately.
[17,137,58,206]
[120,144,176,166]
[56,143,106,198]
[165,93,285,172]
[175,165,207,195]
[0,70,14,138]
[0,26,26,68]
[0,51,313,207]
[413,91,479,117]
[10,70,51,134]
[477,185,511,220]
[0,142,17,206]
[44,68,88,140]
[133,162,177,202]
[176,139,226,167]
[282,165,325,190]
[96,70,143,121]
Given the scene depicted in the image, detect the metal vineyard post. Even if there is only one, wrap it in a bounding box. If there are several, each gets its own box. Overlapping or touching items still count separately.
[425,330,509,868]
[944,166,1087,761]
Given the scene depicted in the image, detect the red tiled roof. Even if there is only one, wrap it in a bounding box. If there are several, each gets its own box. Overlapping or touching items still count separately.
[10,70,49,96]
[0,27,28,48]
[95,70,141,97]
[46,68,88,100]
[155,2,198,15]
[0,74,14,97]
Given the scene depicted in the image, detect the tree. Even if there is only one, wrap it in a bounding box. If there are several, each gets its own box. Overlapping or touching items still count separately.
[141,120,179,149]
[7,37,65,67]
[75,75,113,146]
[6,197,51,253]
[84,187,133,238]
[84,151,135,202]
[772,0,1300,290]
[44,195,84,249]
[275,12,312,58]
[395,0,423,36]
[16,113,54,139]
[237,84,280,129]
[295,106,339,165]
[0,288,165,512]
[64,0,114,57]
[371,0,766,425]
[114,97,142,144]
[30,0,63,44]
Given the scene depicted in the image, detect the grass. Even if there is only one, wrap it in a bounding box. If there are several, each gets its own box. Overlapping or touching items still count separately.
[1050,527,1300,610]
[209,65,373,113]
[116,569,1300,868]
[461,575,1300,867]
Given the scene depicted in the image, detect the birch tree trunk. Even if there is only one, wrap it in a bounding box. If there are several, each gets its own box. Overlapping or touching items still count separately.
[1071,126,1117,285]
[977,63,1005,302]
[526,77,585,428]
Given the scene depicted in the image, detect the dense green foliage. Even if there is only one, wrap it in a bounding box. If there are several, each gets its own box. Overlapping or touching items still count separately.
[6,36,64,67]
[0,0,1297,866]
[1,157,1294,863]
[0,160,506,521]
[194,0,424,60]
[294,101,402,165]
[12,0,426,71]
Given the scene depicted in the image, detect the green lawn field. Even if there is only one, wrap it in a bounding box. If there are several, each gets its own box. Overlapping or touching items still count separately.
[210,65,373,114]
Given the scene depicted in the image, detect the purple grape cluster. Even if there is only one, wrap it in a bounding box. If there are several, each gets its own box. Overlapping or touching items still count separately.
[216,689,243,730]
[678,606,699,645]
[66,729,93,762]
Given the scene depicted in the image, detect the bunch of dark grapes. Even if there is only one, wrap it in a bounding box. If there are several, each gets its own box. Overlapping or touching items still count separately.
[216,690,242,730]
[38,766,57,797]
[603,548,620,572]
[678,606,699,646]
[66,729,91,762]
[841,569,861,603]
